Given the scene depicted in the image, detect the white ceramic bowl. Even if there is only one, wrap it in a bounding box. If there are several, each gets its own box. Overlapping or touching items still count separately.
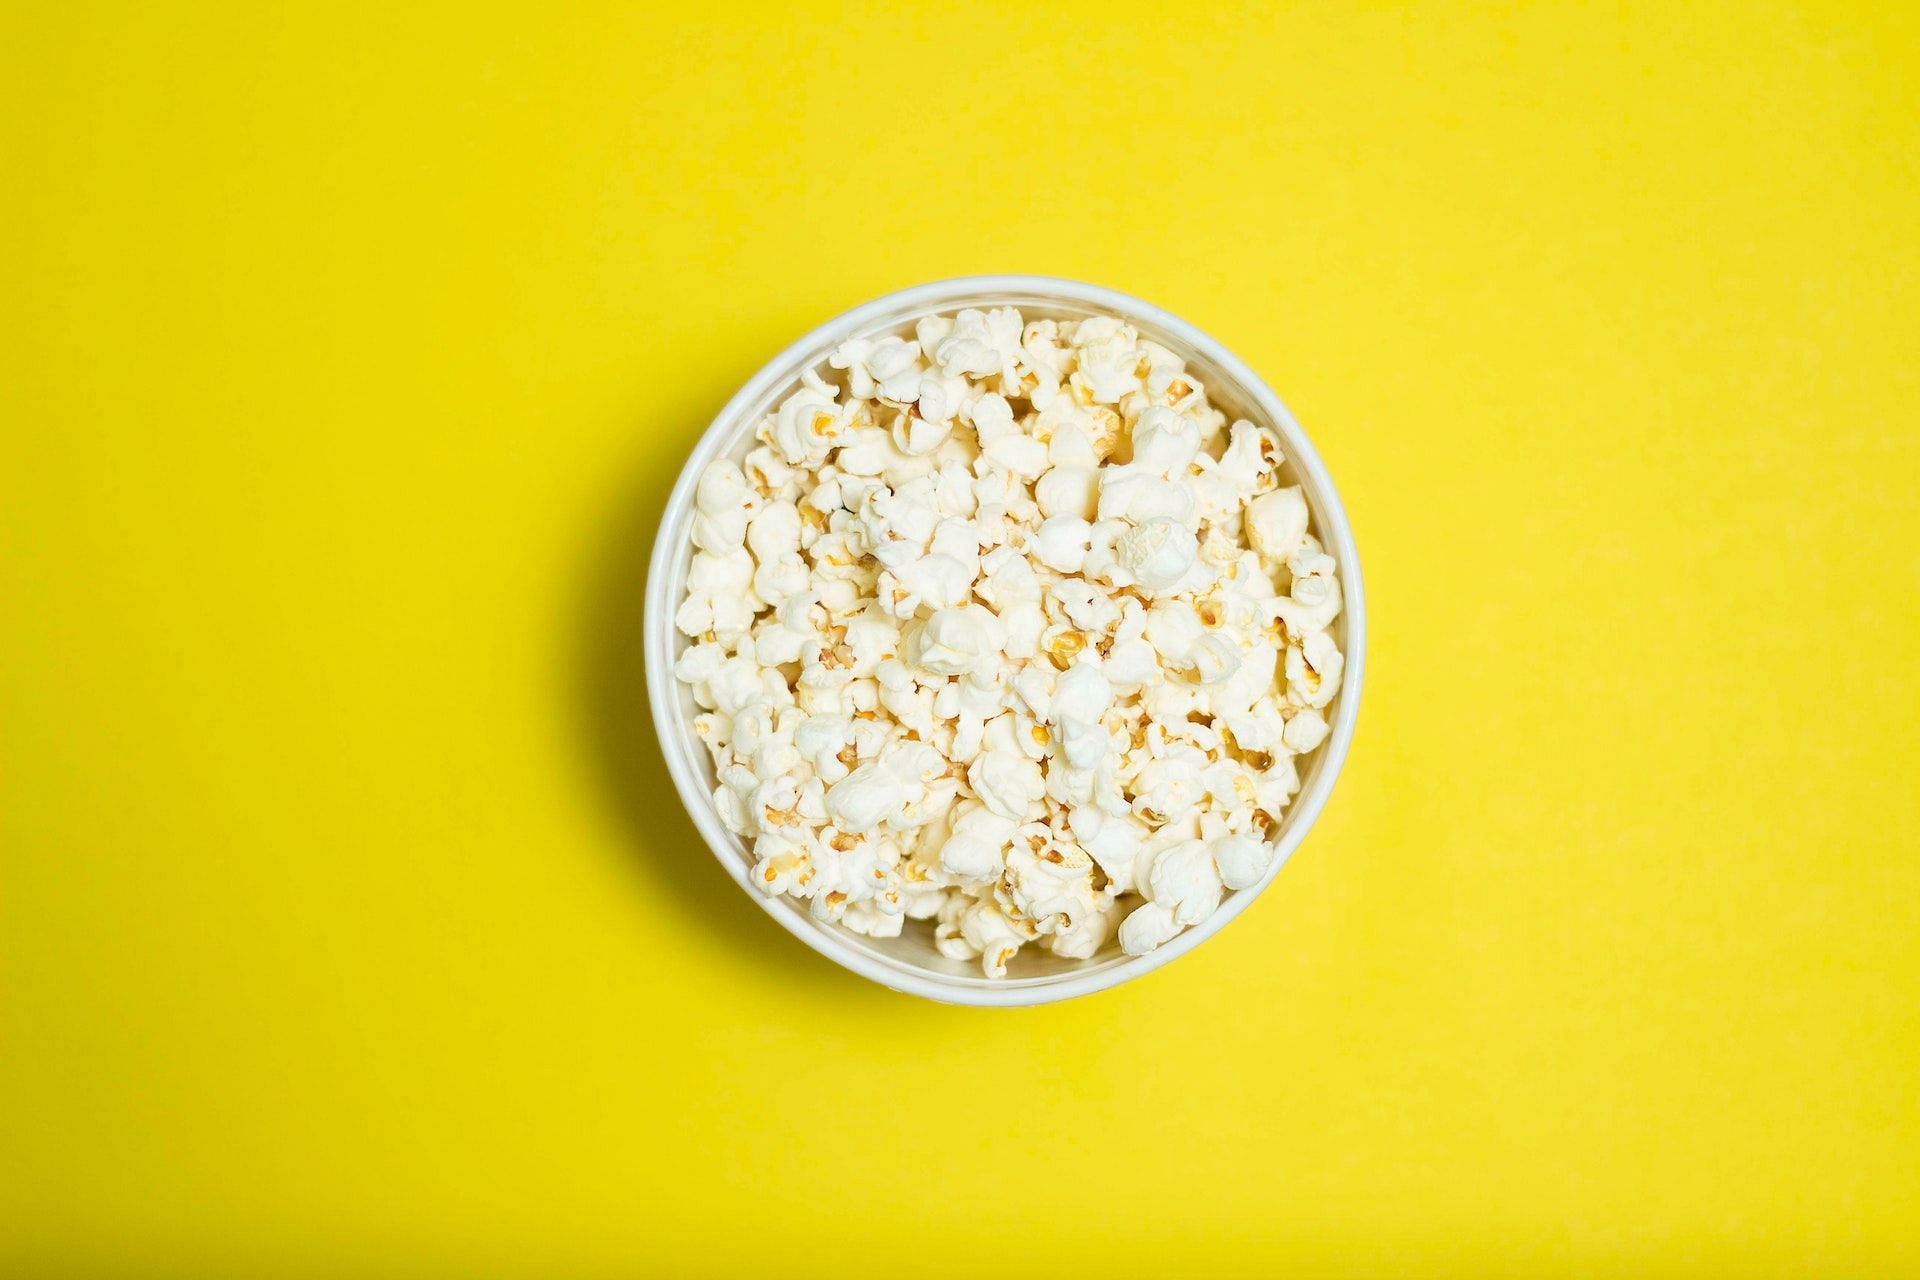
[646,276,1365,1006]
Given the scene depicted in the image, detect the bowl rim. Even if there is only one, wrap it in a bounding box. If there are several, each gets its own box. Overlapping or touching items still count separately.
[643,274,1366,1007]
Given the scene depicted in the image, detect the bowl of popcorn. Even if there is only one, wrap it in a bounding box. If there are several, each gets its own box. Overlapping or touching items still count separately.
[646,276,1363,1005]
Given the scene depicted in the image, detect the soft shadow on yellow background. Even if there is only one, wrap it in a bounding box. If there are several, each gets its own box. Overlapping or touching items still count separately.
[3,3,1916,1276]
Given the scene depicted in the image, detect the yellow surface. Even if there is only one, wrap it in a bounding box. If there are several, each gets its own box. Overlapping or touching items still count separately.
[3,2,1917,1275]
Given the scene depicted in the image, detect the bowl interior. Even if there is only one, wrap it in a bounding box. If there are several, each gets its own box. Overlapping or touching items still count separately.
[647,281,1361,1001]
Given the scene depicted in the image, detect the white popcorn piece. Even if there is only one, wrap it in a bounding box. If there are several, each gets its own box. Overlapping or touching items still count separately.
[871,337,926,400]
[823,762,912,833]
[1048,661,1113,727]
[768,370,847,466]
[882,553,974,615]
[1096,467,1196,525]
[1103,601,1160,693]
[672,305,1344,976]
[1281,707,1330,754]
[892,407,952,457]
[1271,567,1343,636]
[835,426,923,482]
[1286,630,1345,709]
[828,337,879,400]
[792,713,856,785]
[1070,316,1143,404]
[951,897,1028,979]
[842,899,906,938]
[1130,407,1201,477]
[1222,696,1286,754]
[1114,516,1199,592]
[1212,832,1273,891]
[1145,599,1205,666]
[1144,839,1225,926]
[975,544,1043,610]
[1118,901,1182,956]
[1130,741,1210,826]
[677,547,762,642]
[967,745,1046,824]
[1190,633,1244,686]
[673,638,727,688]
[934,307,1022,381]
[741,446,798,501]
[930,458,978,518]
[1046,577,1118,635]
[1208,639,1279,720]
[1047,893,1119,960]
[905,604,1004,677]
[692,459,761,552]
[926,515,980,568]
[1244,486,1309,563]
[938,801,1017,882]
[1032,515,1095,573]
[1034,465,1099,521]
[1211,420,1284,497]
[840,613,899,675]
[1069,805,1147,892]
[745,501,808,608]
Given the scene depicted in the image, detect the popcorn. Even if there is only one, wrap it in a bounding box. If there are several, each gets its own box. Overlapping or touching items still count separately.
[1190,633,1244,686]
[840,613,899,675]
[823,761,913,833]
[939,897,1028,978]
[1286,630,1344,709]
[891,408,952,457]
[1129,406,1201,477]
[1048,661,1113,728]
[1103,601,1160,692]
[1041,579,1109,635]
[792,713,857,785]
[1281,707,1330,754]
[1031,515,1094,573]
[1144,839,1225,926]
[975,544,1043,610]
[1221,696,1286,754]
[1070,316,1143,404]
[1115,517,1199,592]
[1211,421,1284,497]
[1068,804,1147,891]
[673,307,1346,976]
[1271,562,1342,635]
[1047,893,1119,959]
[1118,901,1181,956]
[745,501,808,608]
[882,553,973,615]
[933,308,1023,381]
[938,801,1017,882]
[1145,599,1205,666]
[1210,831,1268,891]
[905,605,1004,677]
[1130,744,1209,825]
[836,426,926,481]
[1244,486,1309,563]
[1034,465,1100,521]
[676,548,761,643]
[741,446,798,502]
[768,370,846,466]
[692,459,760,552]
[1096,467,1196,525]
[674,638,727,688]
[968,745,1045,823]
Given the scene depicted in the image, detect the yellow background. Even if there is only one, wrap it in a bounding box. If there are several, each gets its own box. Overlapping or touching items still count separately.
[4,2,1917,1275]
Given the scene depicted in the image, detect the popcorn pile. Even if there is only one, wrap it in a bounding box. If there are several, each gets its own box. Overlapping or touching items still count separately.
[673,308,1344,977]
